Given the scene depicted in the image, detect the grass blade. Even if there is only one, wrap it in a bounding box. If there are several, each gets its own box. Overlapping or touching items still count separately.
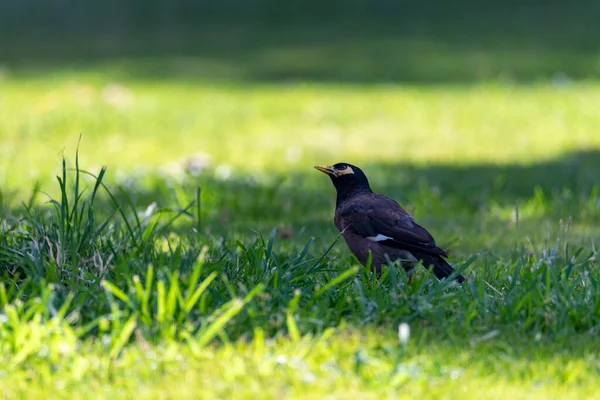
[109,315,137,359]
[196,284,264,347]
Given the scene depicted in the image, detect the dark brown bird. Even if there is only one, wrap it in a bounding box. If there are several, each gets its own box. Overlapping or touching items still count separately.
[315,162,465,283]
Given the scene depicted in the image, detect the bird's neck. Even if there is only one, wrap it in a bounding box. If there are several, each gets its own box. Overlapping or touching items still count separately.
[336,186,372,207]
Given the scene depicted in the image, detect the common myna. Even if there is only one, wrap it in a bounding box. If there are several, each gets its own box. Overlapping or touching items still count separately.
[315,163,465,283]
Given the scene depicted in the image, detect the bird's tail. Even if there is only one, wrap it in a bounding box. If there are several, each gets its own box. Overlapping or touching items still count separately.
[416,253,465,284]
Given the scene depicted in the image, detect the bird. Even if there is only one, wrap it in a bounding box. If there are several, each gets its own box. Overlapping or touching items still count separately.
[314,162,465,283]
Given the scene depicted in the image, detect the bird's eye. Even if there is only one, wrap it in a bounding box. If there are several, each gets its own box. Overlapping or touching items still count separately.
[337,165,347,170]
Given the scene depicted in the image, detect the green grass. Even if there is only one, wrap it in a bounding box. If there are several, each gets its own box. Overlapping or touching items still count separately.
[1,68,600,397]
[3,323,600,399]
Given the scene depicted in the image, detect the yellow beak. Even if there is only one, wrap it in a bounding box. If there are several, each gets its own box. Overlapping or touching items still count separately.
[314,165,336,176]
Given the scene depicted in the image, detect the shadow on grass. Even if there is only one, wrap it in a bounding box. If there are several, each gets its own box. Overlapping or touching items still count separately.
[1,148,598,265]
[1,1,600,83]
[8,148,596,246]
[151,147,600,222]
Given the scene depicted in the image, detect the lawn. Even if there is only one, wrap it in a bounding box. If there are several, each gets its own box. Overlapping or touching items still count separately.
[2,9,600,398]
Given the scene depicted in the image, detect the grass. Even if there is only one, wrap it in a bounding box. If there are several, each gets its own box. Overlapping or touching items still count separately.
[4,325,600,399]
[1,60,600,396]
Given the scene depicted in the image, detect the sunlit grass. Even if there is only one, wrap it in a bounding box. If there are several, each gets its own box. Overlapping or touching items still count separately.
[3,321,599,399]
[2,77,600,191]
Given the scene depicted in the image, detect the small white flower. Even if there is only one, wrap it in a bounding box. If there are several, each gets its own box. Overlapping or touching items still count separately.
[276,355,288,364]
[398,322,410,345]
[215,164,232,180]
[450,368,462,380]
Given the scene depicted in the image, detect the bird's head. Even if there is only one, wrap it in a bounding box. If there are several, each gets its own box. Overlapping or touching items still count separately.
[314,163,372,203]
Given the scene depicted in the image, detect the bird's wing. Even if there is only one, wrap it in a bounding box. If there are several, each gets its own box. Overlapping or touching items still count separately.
[337,195,447,257]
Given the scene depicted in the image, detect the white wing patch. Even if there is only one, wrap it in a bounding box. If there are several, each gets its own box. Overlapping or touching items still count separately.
[366,234,393,242]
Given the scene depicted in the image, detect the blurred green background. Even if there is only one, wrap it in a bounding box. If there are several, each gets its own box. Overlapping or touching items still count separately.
[2,1,600,82]
[2,1,600,397]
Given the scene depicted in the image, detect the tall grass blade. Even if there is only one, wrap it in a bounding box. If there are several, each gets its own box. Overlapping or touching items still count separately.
[196,284,264,347]
[109,315,137,359]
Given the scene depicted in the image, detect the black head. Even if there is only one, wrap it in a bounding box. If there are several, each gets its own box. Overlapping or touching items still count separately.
[314,162,372,205]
